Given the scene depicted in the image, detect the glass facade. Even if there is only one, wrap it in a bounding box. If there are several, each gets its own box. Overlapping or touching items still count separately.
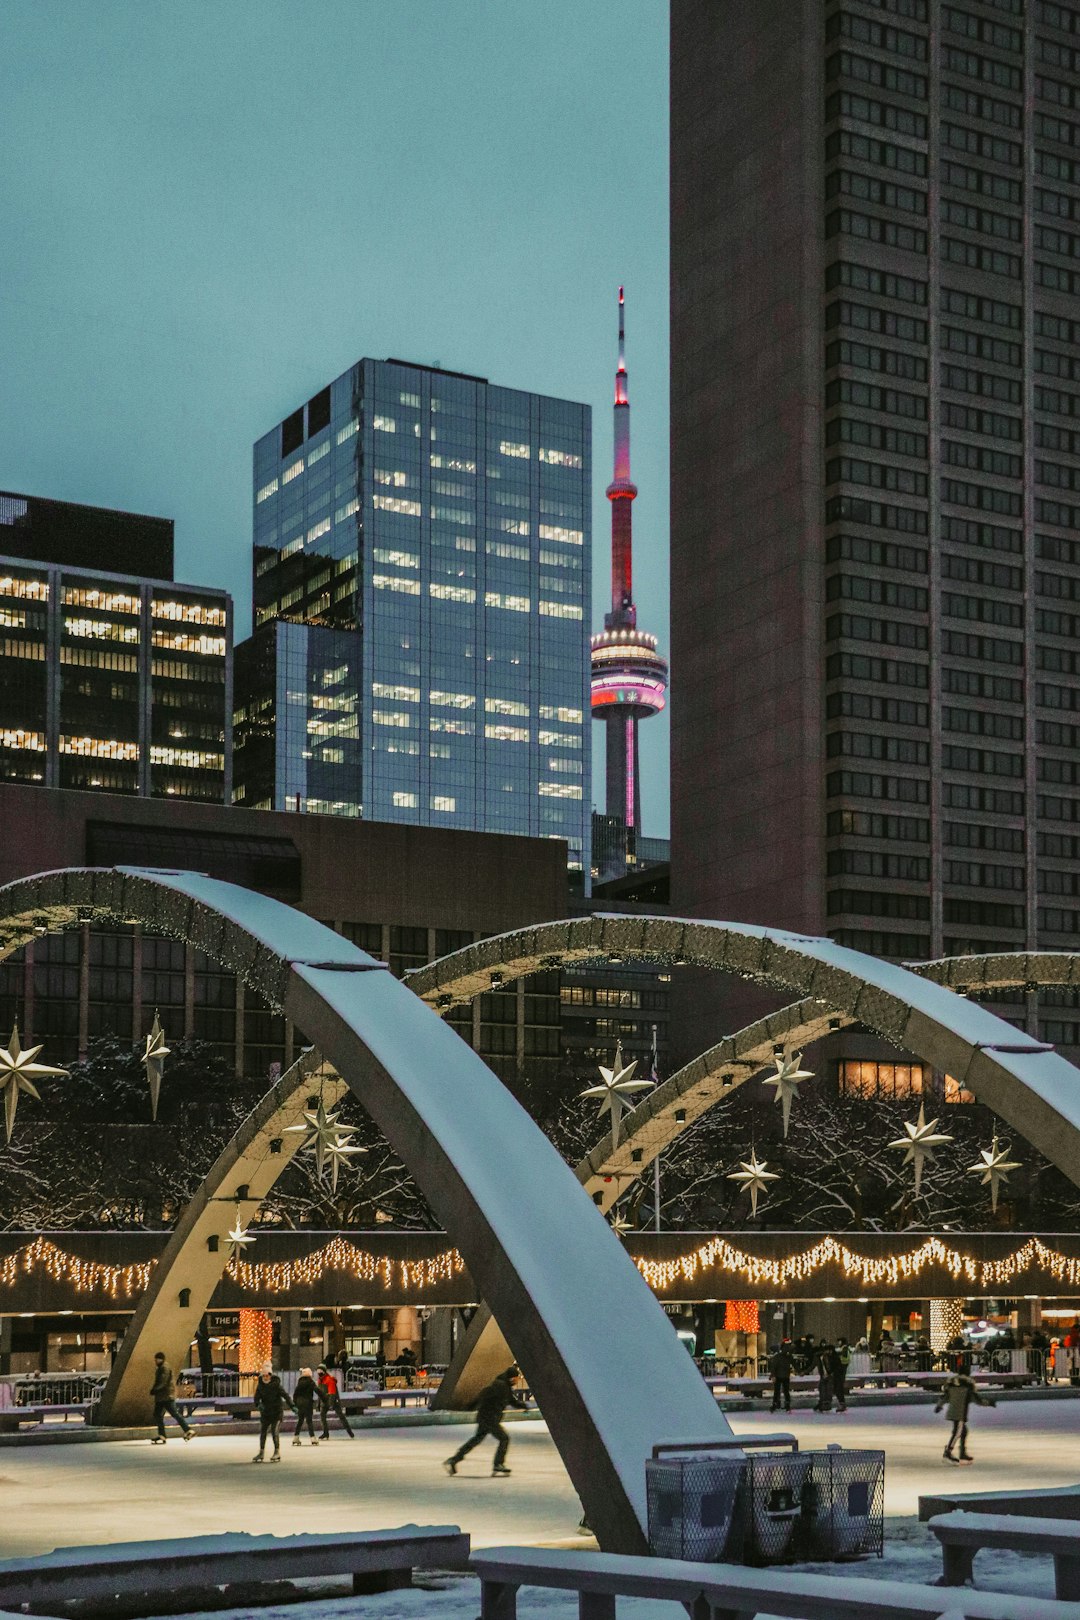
[233,621,361,814]
[242,358,591,872]
[0,553,231,801]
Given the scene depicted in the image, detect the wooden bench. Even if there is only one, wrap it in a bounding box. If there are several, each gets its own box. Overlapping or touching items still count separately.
[0,1525,469,1610]
[919,1483,1080,1524]
[0,1403,94,1431]
[472,1545,1080,1619]
[929,1509,1080,1602]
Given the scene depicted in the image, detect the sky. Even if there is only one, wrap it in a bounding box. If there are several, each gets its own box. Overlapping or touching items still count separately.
[0,0,672,837]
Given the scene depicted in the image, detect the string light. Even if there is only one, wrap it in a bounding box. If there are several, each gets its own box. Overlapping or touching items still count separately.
[632,1234,1080,1294]
[8,1232,1080,1307]
[238,1307,273,1372]
[724,1300,760,1333]
[0,1236,153,1298]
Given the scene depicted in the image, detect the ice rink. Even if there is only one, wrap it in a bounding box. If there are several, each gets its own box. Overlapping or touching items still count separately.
[2,1399,1078,1560]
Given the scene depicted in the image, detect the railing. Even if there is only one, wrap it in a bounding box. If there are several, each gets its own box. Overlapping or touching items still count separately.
[1,1373,107,1408]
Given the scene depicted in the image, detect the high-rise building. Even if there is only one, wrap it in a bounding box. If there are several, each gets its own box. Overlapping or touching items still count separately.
[0,490,232,802]
[671,0,1080,1054]
[235,358,592,875]
[590,290,668,847]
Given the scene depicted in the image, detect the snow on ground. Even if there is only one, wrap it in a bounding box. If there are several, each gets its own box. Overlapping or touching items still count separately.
[1,1401,1075,1613]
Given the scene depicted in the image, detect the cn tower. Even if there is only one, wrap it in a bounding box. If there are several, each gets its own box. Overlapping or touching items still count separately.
[591,287,668,837]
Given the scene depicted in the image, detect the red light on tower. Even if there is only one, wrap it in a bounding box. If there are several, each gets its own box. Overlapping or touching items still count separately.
[591,288,668,835]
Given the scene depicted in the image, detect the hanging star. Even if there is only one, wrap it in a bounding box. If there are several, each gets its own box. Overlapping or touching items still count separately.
[0,1023,68,1143]
[967,1134,1022,1213]
[609,1209,634,1237]
[226,1215,255,1252]
[888,1103,954,1196]
[323,1131,366,1194]
[763,1050,813,1137]
[727,1150,780,1217]
[140,1011,170,1121]
[580,1042,652,1146]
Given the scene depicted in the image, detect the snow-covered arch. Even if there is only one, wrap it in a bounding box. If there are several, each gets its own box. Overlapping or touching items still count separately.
[0,868,729,1554]
[409,918,1080,1408]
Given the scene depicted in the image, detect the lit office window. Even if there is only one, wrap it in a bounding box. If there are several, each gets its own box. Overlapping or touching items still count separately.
[392,790,418,808]
[431,795,457,811]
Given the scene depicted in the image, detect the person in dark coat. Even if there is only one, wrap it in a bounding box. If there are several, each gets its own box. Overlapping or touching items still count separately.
[444,1365,524,1476]
[150,1351,192,1443]
[830,1338,851,1412]
[813,1340,834,1412]
[317,1363,354,1438]
[769,1341,793,1413]
[935,1372,995,1462]
[253,1367,292,1461]
[291,1366,319,1446]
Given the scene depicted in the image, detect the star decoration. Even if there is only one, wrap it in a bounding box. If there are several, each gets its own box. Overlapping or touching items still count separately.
[888,1104,954,1196]
[140,1012,170,1121]
[763,1050,813,1137]
[0,1023,68,1143]
[285,1099,365,1190]
[226,1216,255,1252]
[580,1042,653,1146]
[967,1134,1022,1213]
[609,1209,634,1237]
[727,1150,780,1217]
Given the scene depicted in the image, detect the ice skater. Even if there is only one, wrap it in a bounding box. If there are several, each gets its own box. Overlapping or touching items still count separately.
[150,1351,193,1444]
[769,1340,793,1413]
[317,1362,354,1438]
[444,1364,524,1477]
[935,1370,995,1463]
[253,1366,292,1462]
[291,1366,319,1446]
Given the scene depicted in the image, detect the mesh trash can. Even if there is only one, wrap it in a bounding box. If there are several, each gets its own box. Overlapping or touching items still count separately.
[804,1445,885,1559]
[646,1450,745,1561]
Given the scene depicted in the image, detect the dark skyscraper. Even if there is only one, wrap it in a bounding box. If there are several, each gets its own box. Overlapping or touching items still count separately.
[671,0,1080,1057]
[0,490,231,802]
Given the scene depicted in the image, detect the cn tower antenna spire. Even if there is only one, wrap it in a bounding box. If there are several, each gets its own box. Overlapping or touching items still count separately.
[591,286,668,843]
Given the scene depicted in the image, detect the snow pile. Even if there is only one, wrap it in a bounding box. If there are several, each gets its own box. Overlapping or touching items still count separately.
[136,1519,1057,1619]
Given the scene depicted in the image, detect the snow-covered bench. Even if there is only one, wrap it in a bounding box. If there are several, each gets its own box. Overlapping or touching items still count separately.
[929,1509,1080,1602]
[0,1526,469,1609]
[471,1545,1080,1619]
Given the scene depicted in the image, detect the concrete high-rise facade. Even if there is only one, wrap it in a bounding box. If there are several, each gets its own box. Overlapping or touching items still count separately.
[671,0,1080,1055]
[235,358,592,876]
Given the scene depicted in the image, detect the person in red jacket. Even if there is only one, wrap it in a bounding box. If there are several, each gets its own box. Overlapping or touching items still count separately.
[317,1363,354,1439]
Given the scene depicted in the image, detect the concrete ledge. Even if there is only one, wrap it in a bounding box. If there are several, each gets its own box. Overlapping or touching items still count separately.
[919,1483,1080,1523]
[714,1384,1080,1415]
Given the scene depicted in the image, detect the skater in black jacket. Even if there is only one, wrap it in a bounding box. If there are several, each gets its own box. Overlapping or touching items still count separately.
[444,1365,524,1476]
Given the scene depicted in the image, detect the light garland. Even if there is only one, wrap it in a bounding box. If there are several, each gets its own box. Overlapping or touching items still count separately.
[632,1234,1080,1294]
[0,1235,153,1298]
[7,1232,1080,1306]
[225,1234,468,1295]
[724,1300,760,1333]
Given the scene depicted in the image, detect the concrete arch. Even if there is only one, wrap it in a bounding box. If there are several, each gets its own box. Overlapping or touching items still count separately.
[412,920,1080,1407]
[910,951,1080,995]
[0,869,729,1554]
[98,1047,346,1425]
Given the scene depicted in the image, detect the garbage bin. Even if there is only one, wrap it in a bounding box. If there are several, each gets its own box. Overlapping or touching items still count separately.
[646,1449,745,1561]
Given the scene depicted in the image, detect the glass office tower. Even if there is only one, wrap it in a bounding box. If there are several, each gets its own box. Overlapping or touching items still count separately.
[241,359,591,873]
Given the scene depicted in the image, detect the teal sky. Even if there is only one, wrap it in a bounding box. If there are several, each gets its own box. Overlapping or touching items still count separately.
[0,1,671,836]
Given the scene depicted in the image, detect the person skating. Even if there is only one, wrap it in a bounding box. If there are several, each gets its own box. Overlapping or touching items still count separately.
[291,1366,319,1446]
[444,1364,524,1476]
[769,1340,793,1413]
[813,1339,834,1412]
[253,1367,292,1462]
[830,1337,851,1412]
[935,1371,995,1463]
[317,1363,354,1438]
[150,1351,193,1444]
